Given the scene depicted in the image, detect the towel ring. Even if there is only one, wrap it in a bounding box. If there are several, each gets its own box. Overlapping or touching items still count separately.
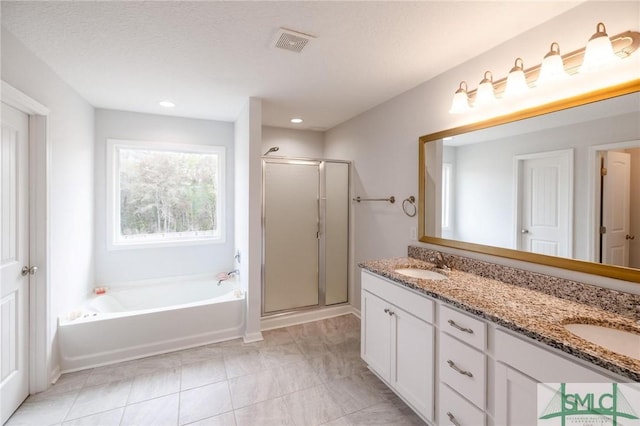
[402,196,416,217]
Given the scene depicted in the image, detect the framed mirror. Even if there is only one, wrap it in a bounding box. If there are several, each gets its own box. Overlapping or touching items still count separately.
[419,80,640,283]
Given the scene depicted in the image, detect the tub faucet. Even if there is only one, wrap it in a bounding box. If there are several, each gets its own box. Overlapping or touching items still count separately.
[429,251,451,271]
[217,270,240,286]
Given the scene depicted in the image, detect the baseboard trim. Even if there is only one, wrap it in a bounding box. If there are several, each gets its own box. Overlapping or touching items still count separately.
[243,331,264,343]
[49,365,61,386]
[260,304,359,331]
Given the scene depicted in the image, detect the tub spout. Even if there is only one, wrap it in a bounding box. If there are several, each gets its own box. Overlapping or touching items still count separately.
[217,270,239,286]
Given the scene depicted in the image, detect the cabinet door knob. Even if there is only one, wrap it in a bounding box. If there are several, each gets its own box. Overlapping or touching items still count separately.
[626,234,635,240]
[384,308,390,314]
[447,359,473,377]
[448,319,474,334]
[446,412,462,426]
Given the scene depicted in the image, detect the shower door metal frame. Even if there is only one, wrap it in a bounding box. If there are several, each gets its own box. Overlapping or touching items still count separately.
[261,156,351,317]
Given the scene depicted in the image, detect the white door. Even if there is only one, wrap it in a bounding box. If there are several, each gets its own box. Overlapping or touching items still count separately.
[517,150,572,258]
[1,102,30,423]
[601,151,631,266]
[263,160,319,313]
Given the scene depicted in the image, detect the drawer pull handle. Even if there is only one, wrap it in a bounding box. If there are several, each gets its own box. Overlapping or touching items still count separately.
[447,412,462,426]
[448,319,474,334]
[383,308,395,316]
[447,359,473,377]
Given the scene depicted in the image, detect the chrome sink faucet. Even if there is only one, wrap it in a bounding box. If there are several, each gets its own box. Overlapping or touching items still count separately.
[429,251,451,271]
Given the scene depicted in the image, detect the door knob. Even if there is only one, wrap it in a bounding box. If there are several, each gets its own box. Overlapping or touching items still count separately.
[521,229,529,234]
[21,266,38,276]
[626,234,636,240]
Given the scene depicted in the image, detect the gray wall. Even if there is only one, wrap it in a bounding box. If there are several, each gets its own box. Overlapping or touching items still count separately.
[94,109,235,283]
[262,126,325,159]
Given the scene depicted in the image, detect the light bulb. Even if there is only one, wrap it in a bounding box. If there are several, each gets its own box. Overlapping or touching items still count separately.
[581,22,618,73]
[537,42,569,86]
[449,81,471,114]
[474,71,496,107]
[504,58,529,97]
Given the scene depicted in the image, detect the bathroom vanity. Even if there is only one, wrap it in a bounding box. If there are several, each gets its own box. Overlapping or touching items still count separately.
[359,256,640,426]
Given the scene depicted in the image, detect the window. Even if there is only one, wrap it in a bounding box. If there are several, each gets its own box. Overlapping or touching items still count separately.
[442,163,452,231]
[107,139,225,249]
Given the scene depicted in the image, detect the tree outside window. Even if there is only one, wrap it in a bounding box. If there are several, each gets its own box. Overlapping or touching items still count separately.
[107,140,225,249]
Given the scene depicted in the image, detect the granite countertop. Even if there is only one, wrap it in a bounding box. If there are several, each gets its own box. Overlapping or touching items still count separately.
[359,257,640,382]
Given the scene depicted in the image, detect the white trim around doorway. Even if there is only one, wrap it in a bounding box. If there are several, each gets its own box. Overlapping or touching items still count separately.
[2,81,51,393]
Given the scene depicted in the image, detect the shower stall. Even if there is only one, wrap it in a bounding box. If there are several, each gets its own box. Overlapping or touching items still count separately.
[262,157,350,315]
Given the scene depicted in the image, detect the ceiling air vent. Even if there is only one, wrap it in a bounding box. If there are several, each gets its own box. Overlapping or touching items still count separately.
[273,28,315,53]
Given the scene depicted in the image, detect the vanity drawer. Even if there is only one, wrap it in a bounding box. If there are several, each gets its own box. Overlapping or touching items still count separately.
[439,304,486,350]
[439,332,486,409]
[438,383,485,426]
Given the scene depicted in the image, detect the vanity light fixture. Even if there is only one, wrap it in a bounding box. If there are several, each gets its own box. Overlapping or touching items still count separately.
[580,22,618,73]
[504,58,529,97]
[290,118,303,124]
[448,81,471,114]
[475,71,496,106]
[537,43,569,86]
[448,22,640,114]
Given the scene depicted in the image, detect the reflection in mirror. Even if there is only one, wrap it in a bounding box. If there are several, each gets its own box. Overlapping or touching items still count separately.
[420,87,640,281]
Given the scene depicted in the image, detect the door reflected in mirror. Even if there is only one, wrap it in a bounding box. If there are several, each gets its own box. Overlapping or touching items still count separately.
[420,87,640,280]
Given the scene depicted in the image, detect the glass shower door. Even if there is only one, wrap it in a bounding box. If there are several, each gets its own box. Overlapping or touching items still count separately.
[263,160,320,313]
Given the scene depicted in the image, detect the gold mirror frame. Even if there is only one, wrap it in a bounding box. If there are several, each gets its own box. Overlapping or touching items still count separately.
[418,79,640,283]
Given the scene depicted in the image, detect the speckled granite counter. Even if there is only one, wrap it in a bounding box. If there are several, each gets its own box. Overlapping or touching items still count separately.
[359,257,640,382]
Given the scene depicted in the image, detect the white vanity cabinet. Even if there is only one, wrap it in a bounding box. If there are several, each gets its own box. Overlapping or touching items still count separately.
[361,269,632,426]
[494,329,620,426]
[361,271,435,422]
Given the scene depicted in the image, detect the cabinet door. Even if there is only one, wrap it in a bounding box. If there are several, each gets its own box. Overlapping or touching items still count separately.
[361,290,391,381]
[392,306,434,422]
[494,362,539,426]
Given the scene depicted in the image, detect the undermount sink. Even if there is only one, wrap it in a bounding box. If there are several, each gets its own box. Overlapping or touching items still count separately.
[394,268,448,281]
[564,323,640,360]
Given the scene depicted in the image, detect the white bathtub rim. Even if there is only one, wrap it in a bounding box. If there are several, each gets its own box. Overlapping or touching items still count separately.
[60,289,244,325]
[95,271,240,289]
[61,277,243,325]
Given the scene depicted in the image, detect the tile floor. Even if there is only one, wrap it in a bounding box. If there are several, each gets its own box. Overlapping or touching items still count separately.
[7,314,425,426]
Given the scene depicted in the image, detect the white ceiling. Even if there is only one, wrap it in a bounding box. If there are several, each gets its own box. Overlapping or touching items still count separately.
[1,1,583,131]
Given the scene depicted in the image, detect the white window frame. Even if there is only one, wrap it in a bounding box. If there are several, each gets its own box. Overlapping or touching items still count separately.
[106,139,225,250]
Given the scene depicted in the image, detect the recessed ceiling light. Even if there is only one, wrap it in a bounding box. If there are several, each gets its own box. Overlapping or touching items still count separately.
[159,100,175,108]
[290,118,303,124]
[443,136,454,141]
